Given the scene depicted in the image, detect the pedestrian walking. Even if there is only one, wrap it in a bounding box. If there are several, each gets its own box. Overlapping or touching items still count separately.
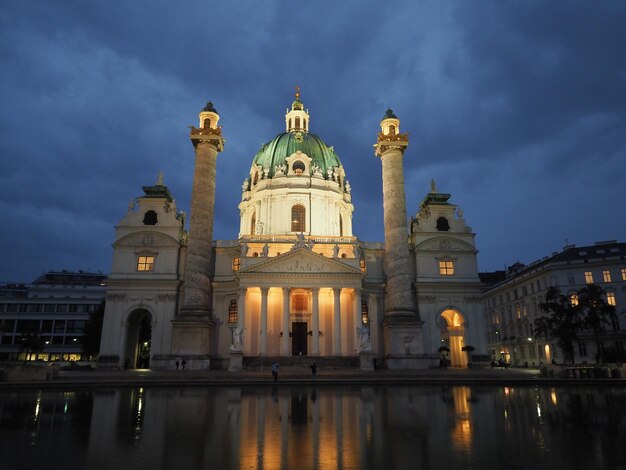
[182,359,186,370]
[271,362,279,381]
[310,362,317,380]
[175,359,180,370]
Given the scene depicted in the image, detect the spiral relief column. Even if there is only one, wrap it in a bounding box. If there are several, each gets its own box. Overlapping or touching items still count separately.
[171,102,225,369]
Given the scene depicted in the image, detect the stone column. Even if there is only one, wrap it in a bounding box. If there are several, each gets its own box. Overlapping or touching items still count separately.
[333,287,342,355]
[311,288,320,355]
[374,115,414,318]
[354,287,360,327]
[238,288,247,331]
[171,104,224,368]
[374,110,424,364]
[181,126,224,316]
[281,287,290,355]
[260,287,269,355]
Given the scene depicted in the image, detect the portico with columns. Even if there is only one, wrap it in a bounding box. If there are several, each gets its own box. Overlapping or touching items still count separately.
[233,247,366,357]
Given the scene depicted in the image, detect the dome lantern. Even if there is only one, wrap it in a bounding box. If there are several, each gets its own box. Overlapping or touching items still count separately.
[285,86,310,133]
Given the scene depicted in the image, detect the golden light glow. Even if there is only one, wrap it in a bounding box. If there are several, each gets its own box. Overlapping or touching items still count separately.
[584,271,593,284]
[137,256,154,271]
[439,260,454,276]
[550,388,558,405]
[606,292,616,306]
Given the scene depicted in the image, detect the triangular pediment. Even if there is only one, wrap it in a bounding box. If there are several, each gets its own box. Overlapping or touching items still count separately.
[238,247,362,275]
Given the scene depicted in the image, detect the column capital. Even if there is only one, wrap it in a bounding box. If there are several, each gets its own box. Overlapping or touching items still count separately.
[260,287,269,295]
[282,286,291,294]
[311,287,320,294]
[332,287,342,295]
[189,126,225,151]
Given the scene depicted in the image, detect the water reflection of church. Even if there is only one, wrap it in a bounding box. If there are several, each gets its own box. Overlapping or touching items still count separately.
[98,90,487,370]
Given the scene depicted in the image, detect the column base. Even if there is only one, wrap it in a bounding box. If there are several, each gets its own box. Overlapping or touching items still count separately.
[171,315,215,357]
[228,350,244,372]
[383,313,424,357]
[359,352,376,371]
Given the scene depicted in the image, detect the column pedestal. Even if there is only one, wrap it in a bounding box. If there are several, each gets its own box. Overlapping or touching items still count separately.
[228,350,243,372]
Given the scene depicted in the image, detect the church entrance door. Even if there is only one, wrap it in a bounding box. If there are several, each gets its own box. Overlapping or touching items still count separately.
[292,321,308,356]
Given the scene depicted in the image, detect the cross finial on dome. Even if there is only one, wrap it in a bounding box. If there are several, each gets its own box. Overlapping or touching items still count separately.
[295,85,301,100]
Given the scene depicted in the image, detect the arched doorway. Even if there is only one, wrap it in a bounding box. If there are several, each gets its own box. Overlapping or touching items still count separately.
[439,309,466,368]
[124,309,152,369]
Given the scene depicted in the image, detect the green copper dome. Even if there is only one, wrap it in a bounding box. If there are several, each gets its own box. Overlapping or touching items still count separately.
[252,131,342,178]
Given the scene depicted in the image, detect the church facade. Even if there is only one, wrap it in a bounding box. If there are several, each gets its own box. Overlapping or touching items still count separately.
[98,92,487,370]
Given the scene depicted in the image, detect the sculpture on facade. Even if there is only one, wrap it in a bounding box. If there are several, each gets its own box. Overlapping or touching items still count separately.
[241,241,249,257]
[333,244,340,258]
[292,232,314,251]
[262,243,269,257]
[357,325,372,352]
[230,327,244,351]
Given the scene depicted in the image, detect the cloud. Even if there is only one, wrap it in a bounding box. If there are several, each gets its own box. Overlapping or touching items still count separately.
[1,1,625,280]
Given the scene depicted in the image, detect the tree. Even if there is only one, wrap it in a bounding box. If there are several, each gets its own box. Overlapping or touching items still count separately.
[535,286,582,365]
[578,284,617,364]
[81,301,105,360]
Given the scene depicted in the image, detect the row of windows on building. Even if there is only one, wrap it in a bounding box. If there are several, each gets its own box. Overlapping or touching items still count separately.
[0,303,100,313]
[486,267,626,309]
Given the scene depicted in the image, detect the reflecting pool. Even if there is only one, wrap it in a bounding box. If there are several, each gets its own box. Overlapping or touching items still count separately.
[1,385,625,469]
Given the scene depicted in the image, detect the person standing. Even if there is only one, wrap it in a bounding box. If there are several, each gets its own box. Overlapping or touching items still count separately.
[271,362,279,381]
[310,362,317,380]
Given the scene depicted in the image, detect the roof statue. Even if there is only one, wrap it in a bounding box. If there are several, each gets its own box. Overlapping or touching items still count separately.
[156,171,164,186]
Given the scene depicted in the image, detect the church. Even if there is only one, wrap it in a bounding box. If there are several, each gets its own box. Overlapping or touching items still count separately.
[98,90,487,370]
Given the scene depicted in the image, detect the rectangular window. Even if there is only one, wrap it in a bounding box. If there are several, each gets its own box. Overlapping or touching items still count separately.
[137,256,155,271]
[606,292,616,306]
[232,257,241,272]
[603,270,612,283]
[438,260,454,276]
[570,294,579,306]
[584,272,594,284]
[228,299,238,323]
[360,259,366,273]
[516,306,521,319]
[361,301,369,325]
[622,268,626,281]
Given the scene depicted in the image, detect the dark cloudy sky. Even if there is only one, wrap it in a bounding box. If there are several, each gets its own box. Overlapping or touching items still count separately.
[1,1,625,282]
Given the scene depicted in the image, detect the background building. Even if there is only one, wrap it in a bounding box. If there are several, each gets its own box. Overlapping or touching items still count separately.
[483,241,626,366]
[0,271,106,362]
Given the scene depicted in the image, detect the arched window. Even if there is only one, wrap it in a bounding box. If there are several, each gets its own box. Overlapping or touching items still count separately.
[288,118,292,129]
[303,118,307,131]
[203,118,211,128]
[339,216,343,236]
[291,204,306,232]
[292,160,305,175]
[295,117,301,129]
[388,124,396,135]
[250,212,256,235]
[143,210,158,225]
[253,171,259,186]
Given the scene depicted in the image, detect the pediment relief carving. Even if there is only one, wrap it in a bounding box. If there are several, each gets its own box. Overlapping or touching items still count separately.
[239,247,361,275]
[115,231,180,248]
[416,237,474,252]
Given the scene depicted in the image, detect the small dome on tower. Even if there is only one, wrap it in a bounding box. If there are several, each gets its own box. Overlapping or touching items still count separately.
[383,108,398,120]
[202,101,218,113]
